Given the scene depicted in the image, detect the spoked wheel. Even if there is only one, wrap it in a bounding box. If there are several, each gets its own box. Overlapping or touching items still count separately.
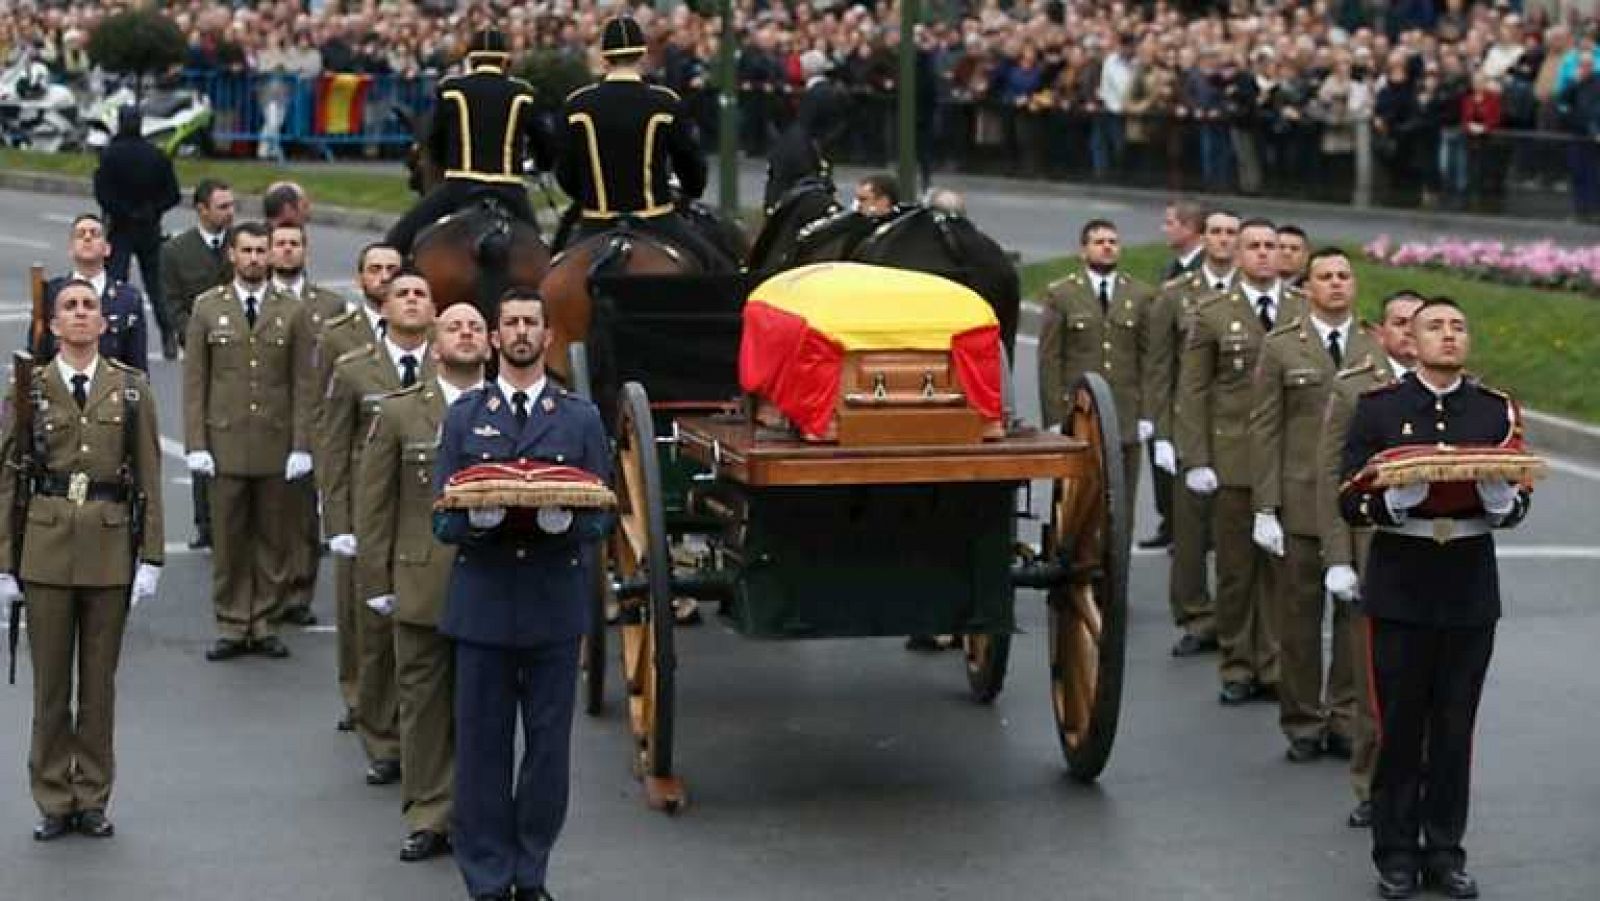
[963,633,1011,703]
[568,342,607,717]
[612,380,684,812]
[1046,373,1129,783]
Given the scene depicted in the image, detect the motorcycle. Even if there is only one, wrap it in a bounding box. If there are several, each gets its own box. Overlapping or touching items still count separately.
[0,58,81,153]
[84,83,214,156]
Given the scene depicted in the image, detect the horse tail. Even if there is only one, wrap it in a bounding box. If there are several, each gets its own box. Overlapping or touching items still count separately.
[474,217,513,317]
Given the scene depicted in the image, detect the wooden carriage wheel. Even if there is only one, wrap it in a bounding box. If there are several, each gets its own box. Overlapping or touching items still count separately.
[612,381,685,812]
[565,342,609,717]
[963,633,1011,703]
[1046,373,1129,783]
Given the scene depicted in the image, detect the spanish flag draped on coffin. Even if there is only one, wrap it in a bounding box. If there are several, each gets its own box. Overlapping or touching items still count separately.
[739,263,1003,442]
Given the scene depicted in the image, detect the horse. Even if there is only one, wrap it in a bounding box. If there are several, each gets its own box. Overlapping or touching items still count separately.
[744,177,843,274]
[399,108,553,322]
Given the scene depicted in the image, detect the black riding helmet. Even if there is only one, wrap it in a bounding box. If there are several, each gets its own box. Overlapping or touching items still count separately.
[600,15,647,60]
[467,28,510,64]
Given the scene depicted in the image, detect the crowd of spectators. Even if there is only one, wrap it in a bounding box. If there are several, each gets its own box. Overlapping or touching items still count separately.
[2,0,1598,214]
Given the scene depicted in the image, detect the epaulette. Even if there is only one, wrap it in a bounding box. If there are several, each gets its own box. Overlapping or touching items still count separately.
[196,283,231,303]
[564,82,598,103]
[324,308,358,330]
[1045,271,1083,293]
[509,75,534,91]
[333,344,376,368]
[1193,292,1228,311]
[1267,316,1300,337]
[1334,358,1378,380]
[1475,379,1512,402]
[1359,379,1405,398]
[381,382,425,401]
[105,357,142,376]
[648,83,682,102]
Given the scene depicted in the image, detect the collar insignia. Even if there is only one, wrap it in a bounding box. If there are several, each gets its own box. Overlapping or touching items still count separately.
[473,424,501,437]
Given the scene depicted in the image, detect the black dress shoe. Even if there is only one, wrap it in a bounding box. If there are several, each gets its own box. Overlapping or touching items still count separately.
[399,829,451,861]
[188,532,212,550]
[161,333,179,361]
[254,636,291,658]
[366,759,401,785]
[516,888,555,900]
[1170,633,1218,657]
[1376,868,1420,899]
[472,894,511,901]
[1136,527,1173,549]
[1286,737,1323,763]
[1324,732,1354,760]
[205,638,249,661]
[77,809,113,838]
[336,709,355,732]
[1219,681,1255,705]
[32,813,74,841]
[1347,800,1373,829]
[1253,682,1279,702]
[1424,868,1479,899]
[279,607,318,626]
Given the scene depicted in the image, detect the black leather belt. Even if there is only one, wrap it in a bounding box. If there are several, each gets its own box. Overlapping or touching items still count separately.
[33,474,128,502]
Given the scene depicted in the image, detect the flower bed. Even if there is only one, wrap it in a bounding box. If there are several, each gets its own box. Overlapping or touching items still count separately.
[1363,236,1600,296]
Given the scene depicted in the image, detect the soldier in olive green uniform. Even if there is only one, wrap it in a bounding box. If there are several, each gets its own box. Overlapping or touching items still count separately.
[356,303,489,862]
[1177,219,1306,703]
[1317,290,1423,829]
[1037,219,1153,508]
[182,223,315,659]
[0,280,164,840]
[324,271,435,784]
[1144,211,1242,656]
[316,244,400,726]
[1249,248,1379,761]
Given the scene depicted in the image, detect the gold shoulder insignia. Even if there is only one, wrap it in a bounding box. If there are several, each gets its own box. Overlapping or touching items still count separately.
[334,344,376,368]
[564,82,599,103]
[649,83,682,102]
[1267,317,1300,337]
[385,382,425,400]
[325,308,358,329]
[1335,358,1378,380]
[1360,379,1404,397]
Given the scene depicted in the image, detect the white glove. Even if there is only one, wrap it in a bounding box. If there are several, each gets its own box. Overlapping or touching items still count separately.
[365,594,395,617]
[1252,511,1286,557]
[1384,481,1430,520]
[284,451,314,481]
[328,534,358,557]
[468,506,506,529]
[186,451,216,476]
[1136,419,1155,443]
[0,573,19,604]
[130,563,161,608]
[1184,466,1218,495]
[1153,440,1177,475]
[1475,478,1518,516]
[1324,564,1360,603]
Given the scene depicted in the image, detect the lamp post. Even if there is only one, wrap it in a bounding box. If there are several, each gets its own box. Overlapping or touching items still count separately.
[717,0,739,215]
[896,0,919,199]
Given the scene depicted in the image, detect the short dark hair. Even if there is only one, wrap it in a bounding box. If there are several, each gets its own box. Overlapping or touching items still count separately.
[1276,224,1308,242]
[270,220,306,240]
[194,178,230,208]
[69,213,103,232]
[1080,218,1118,245]
[1305,246,1348,272]
[228,221,269,247]
[262,182,304,222]
[1170,198,1205,232]
[1414,295,1464,317]
[1203,208,1241,229]
[859,173,899,205]
[50,278,101,317]
[1238,217,1278,234]
[497,288,546,324]
[1379,289,1426,316]
[358,242,399,269]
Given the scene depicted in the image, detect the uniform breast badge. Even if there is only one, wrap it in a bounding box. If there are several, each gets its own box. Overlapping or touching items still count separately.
[67,471,89,505]
[541,397,555,413]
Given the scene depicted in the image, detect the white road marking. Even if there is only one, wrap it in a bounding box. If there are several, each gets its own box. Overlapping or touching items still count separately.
[1549,457,1600,483]
[0,233,50,250]
[1129,545,1600,559]
[39,213,75,225]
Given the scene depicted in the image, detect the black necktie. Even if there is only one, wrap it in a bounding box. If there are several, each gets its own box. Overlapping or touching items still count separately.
[512,390,529,428]
[399,354,418,388]
[1256,295,1273,331]
[1097,279,1110,315]
[1328,329,1343,369]
[244,294,259,329]
[209,236,222,255]
[71,373,88,409]
[1214,280,1227,292]
[377,317,388,338]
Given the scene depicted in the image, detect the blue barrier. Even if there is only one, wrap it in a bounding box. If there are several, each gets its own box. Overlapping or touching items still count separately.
[178,69,438,157]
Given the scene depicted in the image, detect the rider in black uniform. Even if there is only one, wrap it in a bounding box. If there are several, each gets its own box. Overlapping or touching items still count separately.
[387,29,551,256]
[554,16,733,272]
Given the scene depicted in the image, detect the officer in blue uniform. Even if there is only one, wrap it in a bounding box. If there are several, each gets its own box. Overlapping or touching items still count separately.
[432,289,610,901]
[30,214,148,371]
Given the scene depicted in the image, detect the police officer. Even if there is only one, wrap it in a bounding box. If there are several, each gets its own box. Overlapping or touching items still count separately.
[1339,297,1530,900]
[33,214,148,371]
[92,106,179,357]
[387,30,550,256]
[0,279,164,841]
[1249,247,1378,763]
[325,271,436,785]
[433,290,610,901]
[356,302,491,862]
[556,15,731,272]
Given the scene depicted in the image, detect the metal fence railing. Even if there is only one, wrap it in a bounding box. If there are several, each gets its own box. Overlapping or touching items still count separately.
[178,69,437,159]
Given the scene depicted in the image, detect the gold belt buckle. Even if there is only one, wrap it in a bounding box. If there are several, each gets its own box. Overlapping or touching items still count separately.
[1431,517,1454,545]
[66,472,89,506]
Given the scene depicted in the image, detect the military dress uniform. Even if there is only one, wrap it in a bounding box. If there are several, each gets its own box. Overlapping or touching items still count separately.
[0,356,163,821]
[1339,374,1531,886]
[1250,314,1378,749]
[432,380,610,900]
[1143,267,1233,645]
[356,378,469,847]
[326,340,433,771]
[1177,281,1306,694]
[1037,267,1153,505]
[182,282,314,645]
[33,275,149,372]
[160,225,230,544]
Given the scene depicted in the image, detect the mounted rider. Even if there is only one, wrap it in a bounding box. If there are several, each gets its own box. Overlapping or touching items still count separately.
[554,15,733,272]
[387,29,551,256]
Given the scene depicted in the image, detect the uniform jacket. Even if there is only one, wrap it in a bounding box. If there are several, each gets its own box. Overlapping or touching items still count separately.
[0,358,164,586]
[34,276,149,372]
[1249,314,1378,537]
[432,381,611,648]
[1036,268,1154,442]
[279,280,348,334]
[429,62,551,185]
[159,227,230,331]
[1143,268,1235,443]
[355,380,457,627]
[182,283,313,477]
[1338,374,1532,627]
[1316,355,1403,570]
[557,72,708,218]
[1176,282,1307,486]
[92,135,180,231]
[323,341,433,540]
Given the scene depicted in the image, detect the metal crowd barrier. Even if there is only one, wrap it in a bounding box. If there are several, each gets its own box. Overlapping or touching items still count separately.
[178,69,437,158]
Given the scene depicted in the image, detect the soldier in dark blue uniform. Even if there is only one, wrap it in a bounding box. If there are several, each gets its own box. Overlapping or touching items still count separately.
[1339,297,1532,901]
[30,214,148,371]
[387,30,552,256]
[432,290,610,901]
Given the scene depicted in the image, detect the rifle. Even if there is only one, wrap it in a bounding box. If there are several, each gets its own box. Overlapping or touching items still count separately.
[120,381,144,595]
[7,349,37,684]
[27,263,45,359]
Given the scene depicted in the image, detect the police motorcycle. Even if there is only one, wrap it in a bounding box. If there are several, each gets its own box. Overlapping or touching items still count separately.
[84,81,213,156]
[0,56,81,153]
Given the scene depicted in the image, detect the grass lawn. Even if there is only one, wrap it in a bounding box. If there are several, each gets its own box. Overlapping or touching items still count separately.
[1022,246,1600,423]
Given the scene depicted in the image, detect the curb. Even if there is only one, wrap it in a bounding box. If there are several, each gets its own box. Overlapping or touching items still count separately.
[1523,410,1600,466]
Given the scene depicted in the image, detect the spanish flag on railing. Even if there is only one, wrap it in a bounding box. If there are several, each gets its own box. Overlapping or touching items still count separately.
[314,73,372,135]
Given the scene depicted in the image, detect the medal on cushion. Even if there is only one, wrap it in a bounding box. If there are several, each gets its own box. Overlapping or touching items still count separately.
[536,506,573,534]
